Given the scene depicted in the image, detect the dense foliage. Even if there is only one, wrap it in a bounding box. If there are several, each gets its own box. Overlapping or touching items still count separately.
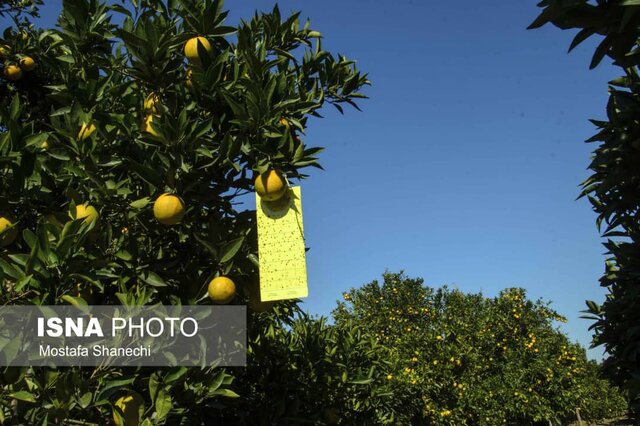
[0,0,368,423]
[333,272,628,425]
[529,0,640,414]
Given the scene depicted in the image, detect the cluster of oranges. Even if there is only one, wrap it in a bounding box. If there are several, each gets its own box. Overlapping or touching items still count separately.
[1,33,36,81]
[1,181,282,305]
[1,34,296,309]
[524,333,538,351]
[556,348,578,364]
[0,203,98,248]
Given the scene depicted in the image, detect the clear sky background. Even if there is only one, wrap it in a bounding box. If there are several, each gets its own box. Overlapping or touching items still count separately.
[25,1,620,358]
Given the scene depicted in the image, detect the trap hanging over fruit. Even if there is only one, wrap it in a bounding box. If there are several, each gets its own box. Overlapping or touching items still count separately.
[255,186,308,302]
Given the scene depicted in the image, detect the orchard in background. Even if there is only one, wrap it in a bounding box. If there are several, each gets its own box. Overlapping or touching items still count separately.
[334,272,628,425]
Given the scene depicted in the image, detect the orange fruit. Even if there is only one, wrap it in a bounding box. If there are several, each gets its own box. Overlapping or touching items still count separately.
[208,276,236,304]
[184,36,212,67]
[78,122,96,140]
[185,68,193,89]
[113,392,144,426]
[3,64,22,81]
[153,193,185,225]
[75,204,99,226]
[0,45,9,59]
[255,170,288,201]
[143,114,159,136]
[0,216,18,247]
[143,92,160,114]
[19,56,36,71]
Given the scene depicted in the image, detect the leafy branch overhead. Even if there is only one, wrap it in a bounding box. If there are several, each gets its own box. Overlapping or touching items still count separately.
[530,0,640,415]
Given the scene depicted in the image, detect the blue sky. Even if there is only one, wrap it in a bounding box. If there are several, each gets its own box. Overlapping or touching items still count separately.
[27,1,619,358]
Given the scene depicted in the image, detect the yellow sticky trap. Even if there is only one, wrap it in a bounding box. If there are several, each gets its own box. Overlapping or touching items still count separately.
[255,186,308,301]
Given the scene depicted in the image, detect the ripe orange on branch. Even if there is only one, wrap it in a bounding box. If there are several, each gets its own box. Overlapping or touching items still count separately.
[113,391,144,426]
[3,64,22,81]
[184,36,212,67]
[143,114,159,136]
[153,193,185,225]
[19,56,36,71]
[0,216,18,247]
[208,276,236,304]
[78,122,96,140]
[75,204,99,226]
[185,68,193,89]
[280,117,291,128]
[143,92,161,114]
[255,170,288,201]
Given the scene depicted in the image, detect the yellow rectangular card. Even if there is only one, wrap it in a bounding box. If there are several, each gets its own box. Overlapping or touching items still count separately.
[255,186,308,301]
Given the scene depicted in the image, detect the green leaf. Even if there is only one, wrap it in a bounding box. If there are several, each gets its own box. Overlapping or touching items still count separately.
[193,233,218,258]
[568,28,595,53]
[142,271,168,287]
[9,95,20,121]
[22,229,37,250]
[220,236,245,263]
[349,378,373,385]
[130,197,151,209]
[56,55,76,64]
[49,106,72,117]
[10,391,36,403]
[586,300,601,314]
[0,332,23,364]
[60,295,91,313]
[115,250,133,261]
[8,254,29,267]
[14,275,33,292]
[95,377,136,403]
[0,259,21,280]
[25,133,49,148]
[126,159,163,189]
[247,253,259,267]
[148,372,159,402]
[210,388,240,398]
[590,36,613,69]
[78,392,92,409]
[209,26,237,36]
[164,367,187,384]
[207,371,225,393]
[154,389,172,420]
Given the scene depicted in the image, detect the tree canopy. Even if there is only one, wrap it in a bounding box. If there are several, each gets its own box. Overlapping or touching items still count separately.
[530,0,640,415]
[0,0,368,423]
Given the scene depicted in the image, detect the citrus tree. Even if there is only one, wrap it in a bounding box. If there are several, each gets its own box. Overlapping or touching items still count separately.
[223,309,396,425]
[333,272,628,425]
[529,1,640,415]
[0,0,369,423]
